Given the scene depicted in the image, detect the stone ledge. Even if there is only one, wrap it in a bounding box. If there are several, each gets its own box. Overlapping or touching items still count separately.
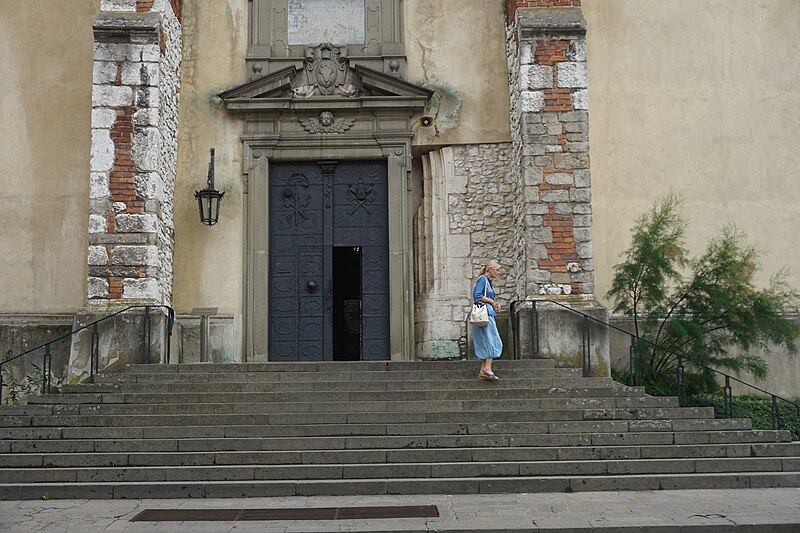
[93,12,161,44]
[517,7,586,38]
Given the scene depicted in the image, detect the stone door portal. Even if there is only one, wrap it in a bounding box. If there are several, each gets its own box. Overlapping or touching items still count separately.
[268,161,389,361]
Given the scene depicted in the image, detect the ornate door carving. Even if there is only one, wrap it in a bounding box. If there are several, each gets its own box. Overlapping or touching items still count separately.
[269,161,389,361]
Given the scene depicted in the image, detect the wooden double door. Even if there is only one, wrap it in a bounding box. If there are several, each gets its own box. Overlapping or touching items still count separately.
[268,161,389,361]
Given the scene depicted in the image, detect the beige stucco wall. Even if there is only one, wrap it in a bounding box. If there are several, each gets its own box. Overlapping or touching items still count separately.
[583,0,800,304]
[405,0,512,146]
[171,1,248,314]
[0,0,97,313]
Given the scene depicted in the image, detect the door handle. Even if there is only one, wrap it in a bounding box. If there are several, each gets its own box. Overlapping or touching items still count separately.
[306,281,318,293]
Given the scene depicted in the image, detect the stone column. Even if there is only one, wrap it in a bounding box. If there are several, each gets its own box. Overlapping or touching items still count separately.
[506,2,609,375]
[507,3,594,299]
[88,1,182,306]
[70,0,182,380]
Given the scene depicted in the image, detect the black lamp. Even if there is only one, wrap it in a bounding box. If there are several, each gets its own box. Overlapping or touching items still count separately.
[195,148,224,226]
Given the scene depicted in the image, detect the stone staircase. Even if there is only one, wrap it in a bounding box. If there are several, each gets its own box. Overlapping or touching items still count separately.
[1,359,798,499]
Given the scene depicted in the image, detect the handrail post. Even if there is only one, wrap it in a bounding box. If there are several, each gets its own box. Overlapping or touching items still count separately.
[510,302,517,359]
[166,307,174,364]
[0,363,4,403]
[676,356,686,407]
[771,395,781,430]
[581,315,591,377]
[91,322,99,378]
[42,344,52,395]
[530,300,540,359]
[142,306,152,365]
[724,375,733,418]
[628,334,638,386]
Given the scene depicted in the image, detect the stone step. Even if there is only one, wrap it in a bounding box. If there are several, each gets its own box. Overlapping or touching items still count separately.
[0,408,719,429]
[23,395,682,411]
[83,375,603,392]
[5,442,800,468]
[65,374,595,393]
[2,471,799,500]
[92,368,577,385]
[1,457,797,484]
[113,360,558,374]
[0,405,715,421]
[4,431,793,455]
[27,386,652,405]
[0,418,755,441]
[5,358,797,501]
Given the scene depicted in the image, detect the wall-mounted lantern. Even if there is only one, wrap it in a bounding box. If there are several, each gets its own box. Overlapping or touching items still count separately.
[195,148,224,226]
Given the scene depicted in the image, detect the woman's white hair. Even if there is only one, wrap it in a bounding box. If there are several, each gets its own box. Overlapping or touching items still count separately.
[478,259,500,276]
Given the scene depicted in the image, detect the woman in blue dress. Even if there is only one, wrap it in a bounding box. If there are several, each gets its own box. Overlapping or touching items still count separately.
[472,260,503,380]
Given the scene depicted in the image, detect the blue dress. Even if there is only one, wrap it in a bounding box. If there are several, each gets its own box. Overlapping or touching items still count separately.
[472,275,503,360]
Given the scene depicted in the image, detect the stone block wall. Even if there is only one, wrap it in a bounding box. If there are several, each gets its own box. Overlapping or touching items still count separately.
[87,0,182,307]
[414,144,514,359]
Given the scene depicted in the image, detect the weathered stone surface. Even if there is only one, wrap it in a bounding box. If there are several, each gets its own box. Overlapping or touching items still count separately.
[521,91,544,112]
[115,213,158,233]
[122,278,160,300]
[545,172,575,186]
[88,215,107,234]
[131,128,161,171]
[93,42,159,63]
[88,277,109,299]
[121,62,158,87]
[91,85,133,107]
[89,172,109,199]
[554,153,590,170]
[88,246,109,266]
[90,130,114,172]
[557,62,587,88]
[522,65,553,90]
[111,245,159,267]
[92,62,118,85]
[100,0,137,11]
[573,88,588,110]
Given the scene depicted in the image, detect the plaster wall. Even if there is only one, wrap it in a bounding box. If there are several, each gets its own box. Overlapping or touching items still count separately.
[0,0,98,313]
[171,0,248,314]
[405,0,512,146]
[583,0,800,304]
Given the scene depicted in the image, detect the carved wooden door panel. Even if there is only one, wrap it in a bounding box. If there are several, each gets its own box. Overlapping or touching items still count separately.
[332,162,389,360]
[268,161,389,361]
[269,163,330,361]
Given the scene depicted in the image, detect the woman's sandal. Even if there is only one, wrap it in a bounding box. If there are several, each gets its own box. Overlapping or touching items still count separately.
[479,370,499,381]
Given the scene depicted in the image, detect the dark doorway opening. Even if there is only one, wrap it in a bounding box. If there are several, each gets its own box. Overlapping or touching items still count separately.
[333,246,362,360]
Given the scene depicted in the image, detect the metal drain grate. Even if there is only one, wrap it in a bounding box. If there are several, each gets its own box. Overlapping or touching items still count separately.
[131,505,439,522]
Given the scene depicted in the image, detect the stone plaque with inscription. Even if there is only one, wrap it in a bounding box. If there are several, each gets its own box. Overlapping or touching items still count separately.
[288,0,365,45]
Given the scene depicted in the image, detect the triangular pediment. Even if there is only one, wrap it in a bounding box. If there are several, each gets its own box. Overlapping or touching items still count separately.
[217,65,299,100]
[219,44,432,102]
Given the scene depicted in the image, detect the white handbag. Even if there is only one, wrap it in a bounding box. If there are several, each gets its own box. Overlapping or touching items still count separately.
[469,276,490,327]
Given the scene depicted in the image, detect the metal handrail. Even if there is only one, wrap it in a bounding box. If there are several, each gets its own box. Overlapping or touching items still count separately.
[1,305,174,400]
[509,298,800,430]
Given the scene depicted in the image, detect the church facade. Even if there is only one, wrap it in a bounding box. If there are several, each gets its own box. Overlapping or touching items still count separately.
[1,1,799,394]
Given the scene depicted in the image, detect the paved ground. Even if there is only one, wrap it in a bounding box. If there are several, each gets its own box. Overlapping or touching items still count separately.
[1,488,799,532]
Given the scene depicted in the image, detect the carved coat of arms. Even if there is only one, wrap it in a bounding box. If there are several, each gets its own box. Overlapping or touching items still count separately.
[291,42,360,98]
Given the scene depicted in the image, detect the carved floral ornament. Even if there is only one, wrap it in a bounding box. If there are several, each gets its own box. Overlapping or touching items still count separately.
[300,111,355,134]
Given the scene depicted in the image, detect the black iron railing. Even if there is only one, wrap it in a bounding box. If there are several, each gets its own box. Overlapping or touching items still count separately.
[509,298,800,432]
[0,305,174,401]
